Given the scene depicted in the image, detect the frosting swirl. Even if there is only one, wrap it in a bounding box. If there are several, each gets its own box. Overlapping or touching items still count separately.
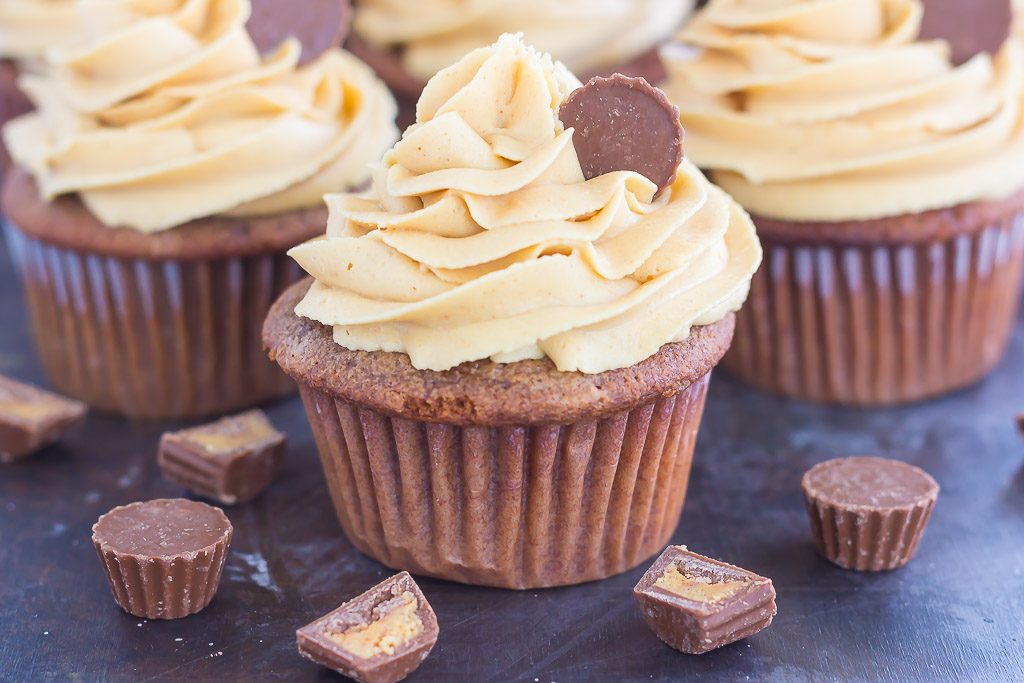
[291,35,761,374]
[4,0,398,232]
[354,0,695,83]
[661,0,1024,221]
[0,0,80,64]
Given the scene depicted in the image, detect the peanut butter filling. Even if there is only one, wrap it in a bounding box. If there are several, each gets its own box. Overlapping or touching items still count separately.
[655,565,749,604]
[326,592,423,659]
[0,398,64,422]
[187,418,278,455]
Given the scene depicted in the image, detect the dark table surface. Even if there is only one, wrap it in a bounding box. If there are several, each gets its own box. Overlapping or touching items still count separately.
[0,233,1022,683]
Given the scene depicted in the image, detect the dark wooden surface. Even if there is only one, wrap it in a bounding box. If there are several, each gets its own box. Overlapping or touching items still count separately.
[0,234,1022,683]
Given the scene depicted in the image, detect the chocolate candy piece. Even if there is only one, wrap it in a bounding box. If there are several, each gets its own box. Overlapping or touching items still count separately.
[247,0,352,65]
[297,572,439,683]
[634,546,776,655]
[0,375,85,464]
[158,409,285,505]
[802,457,939,571]
[92,499,233,620]
[559,74,684,197]
[920,0,1012,65]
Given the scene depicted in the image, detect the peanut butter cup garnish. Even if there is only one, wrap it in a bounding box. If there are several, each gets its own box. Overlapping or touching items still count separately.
[247,0,352,65]
[559,74,684,196]
[920,0,1012,65]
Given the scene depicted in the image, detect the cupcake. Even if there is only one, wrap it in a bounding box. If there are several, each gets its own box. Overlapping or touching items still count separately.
[0,0,80,179]
[264,34,762,589]
[348,0,696,106]
[1,0,397,419]
[661,0,1024,405]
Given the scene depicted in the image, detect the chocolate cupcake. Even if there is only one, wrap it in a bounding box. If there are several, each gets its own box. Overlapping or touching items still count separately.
[661,0,1024,405]
[92,499,233,620]
[802,457,939,571]
[0,0,80,180]
[264,35,762,589]
[348,0,696,107]
[1,0,397,419]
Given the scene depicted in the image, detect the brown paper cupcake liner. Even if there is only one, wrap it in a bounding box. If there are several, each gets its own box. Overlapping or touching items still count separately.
[725,209,1024,405]
[93,528,232,620]
[4,222,303,419]
[297,375,709,589]
[802,495,936,572]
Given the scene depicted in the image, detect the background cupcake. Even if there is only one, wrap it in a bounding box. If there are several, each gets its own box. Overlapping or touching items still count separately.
[0,0,80,180]
[265,35,761,589]
[348,0,695,108]
[2,0,397,419]
[661,0,1024,405]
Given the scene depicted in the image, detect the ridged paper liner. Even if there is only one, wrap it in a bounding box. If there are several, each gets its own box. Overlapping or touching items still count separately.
[93,530,232,620]
[803,495,936,572]
[298,374,712,589]
[725,213,1024,405]
[4,223,303,419]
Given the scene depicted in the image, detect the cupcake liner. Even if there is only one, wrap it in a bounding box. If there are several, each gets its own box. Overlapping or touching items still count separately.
[92,526,232,620]
[4,222,303,419]
[725,210,1024,405]
[297,374,711,589]
[802,494,936,572]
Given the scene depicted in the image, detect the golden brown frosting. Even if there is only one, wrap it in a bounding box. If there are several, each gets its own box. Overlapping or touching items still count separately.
[0,0,80,63]
[291,35,761,374]
[4,0,398,232]
[661,0,1024,221]
[354,0,695,82]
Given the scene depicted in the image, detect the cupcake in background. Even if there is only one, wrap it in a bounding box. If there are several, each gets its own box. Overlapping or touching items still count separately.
[0,0,80,179]
[661,0,1024,405]
[348,0,695,105]
[2,0,397,419]
[264,34,761,589]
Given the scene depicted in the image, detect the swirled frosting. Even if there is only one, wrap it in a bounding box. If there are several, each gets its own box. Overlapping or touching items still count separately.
[3,0,398,232]
[0,0,80,63]
[354,0,695,83]
[291,35,761,374]
[661,0,1024,221]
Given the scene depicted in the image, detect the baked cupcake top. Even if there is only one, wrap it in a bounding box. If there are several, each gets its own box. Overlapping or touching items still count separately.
[290,34,761,374]
[3,0,397,233]
[353,0,695,83]
[661,0,1024,221]
[0,0,79,64]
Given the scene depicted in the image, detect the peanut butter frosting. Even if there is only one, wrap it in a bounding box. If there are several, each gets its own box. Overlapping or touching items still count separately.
[354,0,695,83]
[3,0,398,233]
[291,34,761,374]
[0,0,80,63]
[661,0,1024,221]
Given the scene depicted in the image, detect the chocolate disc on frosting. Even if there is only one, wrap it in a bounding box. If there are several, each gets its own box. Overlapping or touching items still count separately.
[920,0,1013,65]
[247,0,351,65]
[559,74,684,197]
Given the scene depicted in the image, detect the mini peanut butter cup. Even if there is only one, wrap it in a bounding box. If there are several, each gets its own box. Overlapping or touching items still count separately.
[0,375,86,464]
[920,0,1012,65]
[633,546,776,655]
[297,572,438,683]
[559,74,684,197]
[247,0,352,65]
[802,457,939,572]
[92,499,233,620]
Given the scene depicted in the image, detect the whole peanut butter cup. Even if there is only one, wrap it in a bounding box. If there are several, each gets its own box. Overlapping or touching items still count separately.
[802,457,939,571]
[247,0,352,65]
[92,499,233,619]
